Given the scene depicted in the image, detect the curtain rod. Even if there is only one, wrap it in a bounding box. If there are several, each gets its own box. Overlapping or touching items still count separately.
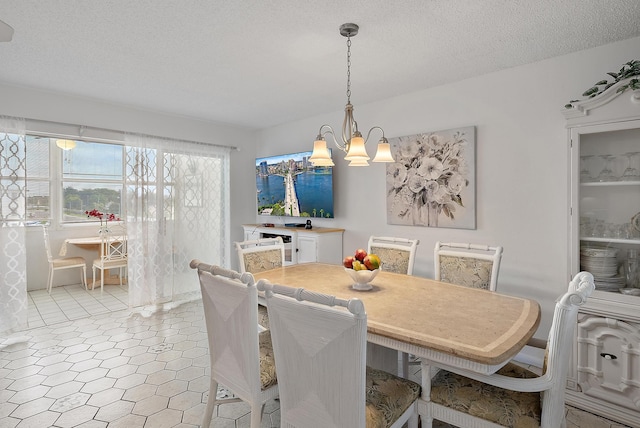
[23,117,241,151]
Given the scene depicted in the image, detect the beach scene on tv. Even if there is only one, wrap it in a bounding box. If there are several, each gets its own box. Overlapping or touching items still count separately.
[256,150,334,218]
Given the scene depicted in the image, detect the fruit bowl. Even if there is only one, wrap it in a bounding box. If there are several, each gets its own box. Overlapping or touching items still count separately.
[345,267,379,291]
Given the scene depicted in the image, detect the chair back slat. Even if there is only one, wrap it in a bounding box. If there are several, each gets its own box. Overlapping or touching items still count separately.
[100,223,127,262]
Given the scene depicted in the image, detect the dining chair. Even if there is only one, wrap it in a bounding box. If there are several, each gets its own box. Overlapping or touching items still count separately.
[367,236,420,275]
[190,260,278,428]
[236,237,285,274]
[257,279,421,428]
[434,241,503,291]
[92,223,127,292]
[422,271,595,428]
[42,225,87,293]
[236,236,286,329]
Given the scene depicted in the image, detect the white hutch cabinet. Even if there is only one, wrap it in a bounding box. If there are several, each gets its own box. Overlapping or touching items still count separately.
[564,72,640,427]
[242,224,344,265]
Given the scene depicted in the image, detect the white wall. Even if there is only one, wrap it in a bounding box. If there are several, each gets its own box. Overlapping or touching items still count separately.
[0,83,258,290]
[255,36,640,340]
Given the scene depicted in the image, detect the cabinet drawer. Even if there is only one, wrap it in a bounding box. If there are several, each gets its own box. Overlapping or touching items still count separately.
[576,315,640,411]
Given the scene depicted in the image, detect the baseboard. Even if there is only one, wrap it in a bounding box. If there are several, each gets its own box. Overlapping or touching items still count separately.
[511,345,545,369]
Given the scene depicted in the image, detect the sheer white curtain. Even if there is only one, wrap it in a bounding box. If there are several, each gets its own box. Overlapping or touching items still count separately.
[124,133,231,308]
[0,116,28,336]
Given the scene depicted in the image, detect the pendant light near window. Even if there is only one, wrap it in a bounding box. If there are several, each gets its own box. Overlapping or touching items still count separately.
[308,23,395,167]
[56,139,76,150]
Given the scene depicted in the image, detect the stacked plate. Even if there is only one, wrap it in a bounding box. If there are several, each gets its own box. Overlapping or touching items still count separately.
[580,246,624,290]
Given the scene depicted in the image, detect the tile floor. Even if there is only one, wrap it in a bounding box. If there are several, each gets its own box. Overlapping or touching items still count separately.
[0,283,633,427]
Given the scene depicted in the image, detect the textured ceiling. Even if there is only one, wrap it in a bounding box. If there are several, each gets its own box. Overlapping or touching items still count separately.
[0,0,639,129]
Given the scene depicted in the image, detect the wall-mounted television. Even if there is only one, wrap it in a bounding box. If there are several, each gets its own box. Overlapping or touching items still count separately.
[256,150,334,218]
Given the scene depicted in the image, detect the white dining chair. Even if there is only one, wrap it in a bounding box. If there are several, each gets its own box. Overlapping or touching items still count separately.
[401,241,505,377]
[92,223,127,292]
[434,241,503,291]
[190,260,278,428]
[236,237,285,274]
[42,225,87,293]
[368,236,420,275]
[257,279,421,428]
[423,271,595,428]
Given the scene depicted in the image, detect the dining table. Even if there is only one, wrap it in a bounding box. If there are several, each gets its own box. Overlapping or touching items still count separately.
[59,236,127,289]
[253,262,541,418]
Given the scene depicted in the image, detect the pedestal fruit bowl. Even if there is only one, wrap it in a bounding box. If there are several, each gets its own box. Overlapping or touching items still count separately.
[343,248,381,291]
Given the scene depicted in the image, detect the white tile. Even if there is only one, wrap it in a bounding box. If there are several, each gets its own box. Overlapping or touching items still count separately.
[53,404,99,428]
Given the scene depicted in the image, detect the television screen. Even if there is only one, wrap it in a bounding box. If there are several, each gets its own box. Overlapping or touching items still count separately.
[256,150,334,218]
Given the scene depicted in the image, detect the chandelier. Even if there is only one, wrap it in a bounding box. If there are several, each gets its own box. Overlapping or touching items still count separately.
[308,23,394,167]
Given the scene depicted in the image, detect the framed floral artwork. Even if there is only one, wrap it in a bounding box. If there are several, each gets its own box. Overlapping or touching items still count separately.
[386,126,476,229]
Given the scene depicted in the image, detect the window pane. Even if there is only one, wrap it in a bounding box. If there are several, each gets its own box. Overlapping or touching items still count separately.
[27,180,49,225]
[63,141,123,180]
[63,183,122,223]
[25,136,49,178]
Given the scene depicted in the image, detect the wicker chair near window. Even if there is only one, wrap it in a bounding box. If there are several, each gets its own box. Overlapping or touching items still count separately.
[42,225,87,293]
[423,271,595,428]
[434,241,503,291]
[92,223,127,292]
[257,279,421,428]
[367,236,420,275]
[190,260,278,428]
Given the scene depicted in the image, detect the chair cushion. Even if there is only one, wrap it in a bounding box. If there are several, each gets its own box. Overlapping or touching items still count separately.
[430,362,541,428]
[439,255,493,289]
[93,258,128,268]
[52,257,86,268]
[370,247,410,274]
[258,330,277,390]
[365,366,421,428]
[243,249,283,273]
[258,304,270,330]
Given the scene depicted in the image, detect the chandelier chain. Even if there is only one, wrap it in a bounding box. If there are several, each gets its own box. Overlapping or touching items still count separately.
[346,36,352,103]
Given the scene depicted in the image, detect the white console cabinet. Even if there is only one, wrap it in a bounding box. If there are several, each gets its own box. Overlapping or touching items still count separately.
[241,224,344,266]
[564,73,640,427]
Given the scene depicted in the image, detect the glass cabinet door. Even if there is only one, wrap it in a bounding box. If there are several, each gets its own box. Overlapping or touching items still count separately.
[572,122,640,295]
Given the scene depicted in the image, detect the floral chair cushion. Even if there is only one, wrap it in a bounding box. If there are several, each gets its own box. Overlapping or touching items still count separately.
[439,255,494,290]
[243,249,283,274]
[430,362,541,428]
[365,366,421,428]
[258,330,277,390]
[371,246,411,274]
[257,304,270,330]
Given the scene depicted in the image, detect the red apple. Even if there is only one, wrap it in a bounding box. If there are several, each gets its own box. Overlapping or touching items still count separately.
[354,248,367,262]
[343,256,355,269]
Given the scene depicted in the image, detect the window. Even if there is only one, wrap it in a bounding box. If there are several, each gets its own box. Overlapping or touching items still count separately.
[3,135,124,226]
[25,136,50,224]
[62,141,123,223]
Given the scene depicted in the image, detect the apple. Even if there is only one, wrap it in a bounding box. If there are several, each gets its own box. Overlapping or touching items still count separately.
[363,254,381,270]
[354,248,367,262]
[343,256,355,269]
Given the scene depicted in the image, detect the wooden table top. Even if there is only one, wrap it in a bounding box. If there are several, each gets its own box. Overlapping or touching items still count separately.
[254,263,541,366]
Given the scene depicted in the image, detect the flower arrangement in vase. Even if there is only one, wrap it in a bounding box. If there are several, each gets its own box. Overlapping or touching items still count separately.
[85,209,121,235]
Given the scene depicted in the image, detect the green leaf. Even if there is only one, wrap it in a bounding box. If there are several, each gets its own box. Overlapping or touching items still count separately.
[595,80,608,86]
[607,72,619,79]
[582,87,599,97]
